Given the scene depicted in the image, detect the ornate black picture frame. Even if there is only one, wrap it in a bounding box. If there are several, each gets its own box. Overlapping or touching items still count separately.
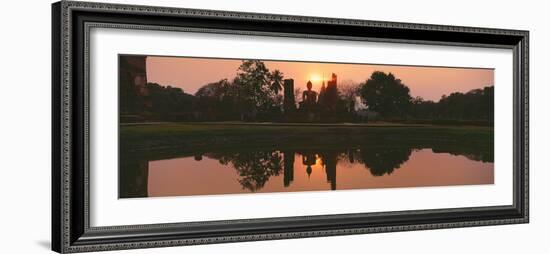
[52,1,529,253]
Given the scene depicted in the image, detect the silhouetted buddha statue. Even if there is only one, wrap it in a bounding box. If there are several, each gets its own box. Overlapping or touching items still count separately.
[302,81,318,110]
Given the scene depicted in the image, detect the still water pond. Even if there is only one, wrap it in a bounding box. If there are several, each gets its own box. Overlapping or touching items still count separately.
[120,147,493,198]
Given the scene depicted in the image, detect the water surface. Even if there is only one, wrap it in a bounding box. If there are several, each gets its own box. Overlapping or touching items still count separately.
[120,147,493,198]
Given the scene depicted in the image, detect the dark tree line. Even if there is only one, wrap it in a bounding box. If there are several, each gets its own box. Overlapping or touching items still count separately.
[359,71,494,123]
[146,83,196,115]
[122,60,286,121]
[192,60,286,121]
[121,59,494,124]
[409,86,494,122]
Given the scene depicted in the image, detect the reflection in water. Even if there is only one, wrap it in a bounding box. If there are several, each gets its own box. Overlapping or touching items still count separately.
[119,145,494,198]
[357,147,412,176]
[216,151,283,192]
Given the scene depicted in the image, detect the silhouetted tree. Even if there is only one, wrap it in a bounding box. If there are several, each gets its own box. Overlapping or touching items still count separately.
[195,79,231,98]
[482,86,494,120]
[339,80,360,113]
[359,71,412,117]
[407,86,493,123]
[146,83,196,118]
[195,79,239,120]
[409,96,437,119]
[235,60,273,109]
[270,70,284,95]
[436,86,493,121]
[234,60,284,119]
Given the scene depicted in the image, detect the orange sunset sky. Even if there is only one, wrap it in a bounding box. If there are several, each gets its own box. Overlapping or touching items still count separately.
[146,56,494,102]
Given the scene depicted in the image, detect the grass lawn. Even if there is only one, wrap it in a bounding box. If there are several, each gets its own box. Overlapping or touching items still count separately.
[120,122,494,158]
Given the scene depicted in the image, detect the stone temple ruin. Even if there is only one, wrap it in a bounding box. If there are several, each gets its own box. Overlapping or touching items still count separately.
[282,73,340,122]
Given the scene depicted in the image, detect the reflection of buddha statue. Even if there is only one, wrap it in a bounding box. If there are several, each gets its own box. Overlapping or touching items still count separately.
[302,153,316,166]
[302,153,316,178]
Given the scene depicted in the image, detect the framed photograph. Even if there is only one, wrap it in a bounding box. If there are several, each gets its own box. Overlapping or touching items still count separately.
[52,1,529,253]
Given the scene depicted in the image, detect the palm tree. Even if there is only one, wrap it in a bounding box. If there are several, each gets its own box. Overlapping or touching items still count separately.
[270,70,284,94]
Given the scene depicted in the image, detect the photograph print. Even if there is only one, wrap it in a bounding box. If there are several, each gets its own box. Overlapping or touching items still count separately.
[119,55,494,199]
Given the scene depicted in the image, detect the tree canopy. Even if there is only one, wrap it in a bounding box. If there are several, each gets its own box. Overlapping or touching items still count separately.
[235,60,283,111]
[410,86,494,122]
[359,71,412,117]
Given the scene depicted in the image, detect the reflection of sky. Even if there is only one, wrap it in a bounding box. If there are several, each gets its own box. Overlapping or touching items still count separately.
[147,149,494,198]
[146,56,494,102]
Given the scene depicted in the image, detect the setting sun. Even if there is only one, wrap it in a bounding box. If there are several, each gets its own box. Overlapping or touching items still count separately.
[309,73,323,83]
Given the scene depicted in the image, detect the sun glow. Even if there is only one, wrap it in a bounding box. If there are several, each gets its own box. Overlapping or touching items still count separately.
[309,73,324,83]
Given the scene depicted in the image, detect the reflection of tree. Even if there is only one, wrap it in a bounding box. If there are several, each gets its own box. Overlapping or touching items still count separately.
[431,147,493,163]
[120,140,492,198]
[207,146,413,193]
[356,147,412,176]
[213,151,283,192]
